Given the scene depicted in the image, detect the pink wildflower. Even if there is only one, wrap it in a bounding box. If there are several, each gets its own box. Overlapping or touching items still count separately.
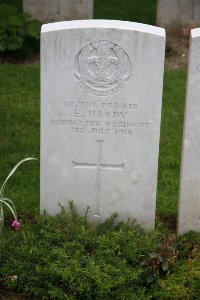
[9,275,18,282]
[11,220,20,230]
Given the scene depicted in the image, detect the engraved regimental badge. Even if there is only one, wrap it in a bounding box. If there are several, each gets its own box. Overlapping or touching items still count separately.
[74,40,131,96]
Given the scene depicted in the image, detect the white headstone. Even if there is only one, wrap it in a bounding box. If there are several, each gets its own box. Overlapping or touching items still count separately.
[23,0,93,23]
[178,28,200,235]
[40,20,165,229]
[157,0,200,31]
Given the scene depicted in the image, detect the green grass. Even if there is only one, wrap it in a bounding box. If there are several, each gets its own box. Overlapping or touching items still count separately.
[0,65,186,220]
[157,70,186,216]
[0,64,40,215]
[94,0,157,25]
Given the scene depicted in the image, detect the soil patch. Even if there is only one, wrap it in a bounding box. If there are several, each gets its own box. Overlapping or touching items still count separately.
[157,213,177,234]
[165,33,189,69]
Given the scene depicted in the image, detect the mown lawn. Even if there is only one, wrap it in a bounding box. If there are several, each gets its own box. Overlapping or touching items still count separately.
[0,64,40,216]
[94,0,157,25]
[157,70,186,216]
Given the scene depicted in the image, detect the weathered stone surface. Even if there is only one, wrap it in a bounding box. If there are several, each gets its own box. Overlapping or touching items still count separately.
[23,0,93,22]
[40,20,165,229]
[178,28,200,235]
[157,0,200,30]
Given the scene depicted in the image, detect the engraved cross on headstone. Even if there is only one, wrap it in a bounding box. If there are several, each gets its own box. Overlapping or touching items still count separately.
[72,140,124,217]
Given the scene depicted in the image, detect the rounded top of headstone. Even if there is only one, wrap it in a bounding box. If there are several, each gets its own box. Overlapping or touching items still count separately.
[41,19,165,37]
[191,28,200,38]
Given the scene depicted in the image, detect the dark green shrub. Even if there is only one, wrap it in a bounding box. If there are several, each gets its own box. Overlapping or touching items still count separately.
[0,4,40,58]
[0,204,162,299]
[0,0,22,11]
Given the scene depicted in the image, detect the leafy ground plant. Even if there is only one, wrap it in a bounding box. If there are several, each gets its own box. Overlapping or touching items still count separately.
[2,205,200,299]
[0,158,37,233]
[0,3,40,59]
[1,203,164,300]
[151,232,200,299]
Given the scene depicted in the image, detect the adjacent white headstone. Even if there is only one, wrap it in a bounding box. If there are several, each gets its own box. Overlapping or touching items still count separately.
[23,0,93,23]
[40,20,165,229]
[157,0,200,31]
[178,28,200,235]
